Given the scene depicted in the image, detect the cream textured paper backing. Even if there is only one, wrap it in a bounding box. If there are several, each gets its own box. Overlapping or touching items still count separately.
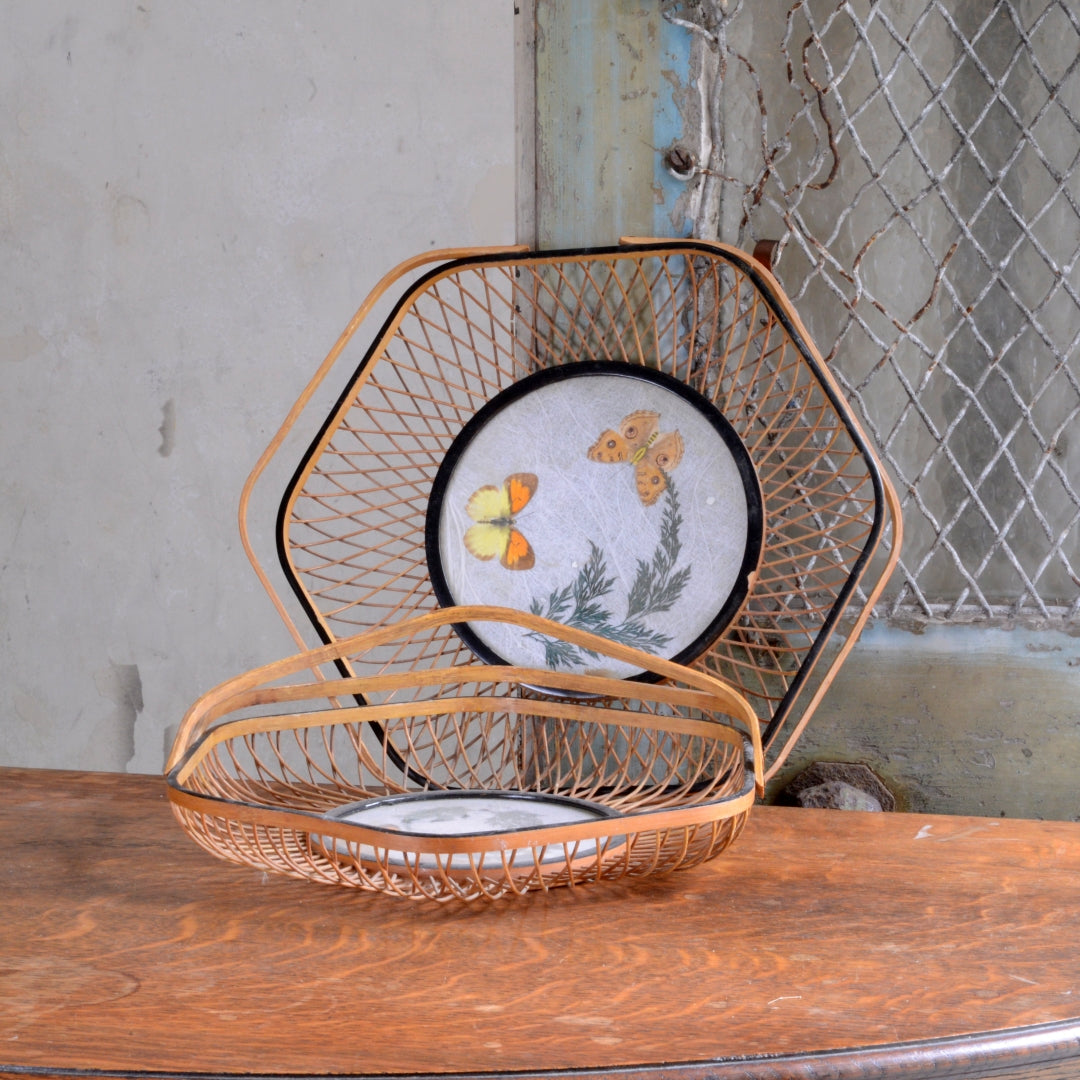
[434,371,754,678]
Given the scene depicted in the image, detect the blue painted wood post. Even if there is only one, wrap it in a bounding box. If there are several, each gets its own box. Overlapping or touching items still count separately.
[534,2,693,248]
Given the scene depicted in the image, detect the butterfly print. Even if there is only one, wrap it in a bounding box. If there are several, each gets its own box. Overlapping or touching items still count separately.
[462,472,537,570]
[587,410,684,506]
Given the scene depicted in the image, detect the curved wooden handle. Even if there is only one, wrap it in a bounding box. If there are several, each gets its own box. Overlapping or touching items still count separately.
[168,604,763,791]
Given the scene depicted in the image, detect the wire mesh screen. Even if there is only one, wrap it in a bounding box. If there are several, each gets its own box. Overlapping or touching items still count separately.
[665,0,1080,625]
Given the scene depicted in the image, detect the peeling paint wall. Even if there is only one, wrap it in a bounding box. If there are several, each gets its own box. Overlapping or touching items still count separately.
[0,2,517,773]
[534,2,1080,820]
[535,0,689,248]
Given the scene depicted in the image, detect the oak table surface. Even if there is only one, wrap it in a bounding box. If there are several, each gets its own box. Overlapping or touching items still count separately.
[2,767,1078,1080]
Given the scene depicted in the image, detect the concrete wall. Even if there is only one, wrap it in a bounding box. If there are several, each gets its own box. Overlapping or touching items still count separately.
[0,3,517,774]
[771,624,1080,821]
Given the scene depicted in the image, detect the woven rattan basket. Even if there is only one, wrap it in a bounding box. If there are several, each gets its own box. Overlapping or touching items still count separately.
[239,239,902,783]
[167,607,763,902]
[167,239,901,901]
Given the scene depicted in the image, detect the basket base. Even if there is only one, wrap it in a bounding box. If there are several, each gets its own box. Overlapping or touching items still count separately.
[316,789,620,870]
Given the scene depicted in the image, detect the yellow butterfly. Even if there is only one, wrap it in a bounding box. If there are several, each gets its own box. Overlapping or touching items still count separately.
[587,410,684,506]
[463,473,538,570]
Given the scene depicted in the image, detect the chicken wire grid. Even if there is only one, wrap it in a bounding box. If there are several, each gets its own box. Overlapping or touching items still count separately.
[664,0,1080,627]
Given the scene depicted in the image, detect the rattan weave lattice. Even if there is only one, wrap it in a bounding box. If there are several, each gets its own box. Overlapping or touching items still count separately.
[239,239,901,781]
[167,607,763,902]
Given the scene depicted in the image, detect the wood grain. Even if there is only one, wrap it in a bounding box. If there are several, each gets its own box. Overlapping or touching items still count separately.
[2,767,1079,1080]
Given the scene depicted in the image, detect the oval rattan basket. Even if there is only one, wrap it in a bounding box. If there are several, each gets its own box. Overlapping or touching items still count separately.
[166,607,763,902]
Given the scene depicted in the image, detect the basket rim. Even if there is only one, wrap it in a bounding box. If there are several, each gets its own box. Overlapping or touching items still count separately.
[166,753,758,856]
[167,604,765,793]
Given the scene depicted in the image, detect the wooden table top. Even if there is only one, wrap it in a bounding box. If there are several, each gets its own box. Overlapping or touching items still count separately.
[2,766,1079,1080]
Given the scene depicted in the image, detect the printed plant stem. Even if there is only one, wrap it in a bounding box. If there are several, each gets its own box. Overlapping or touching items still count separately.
[526,478,689,669]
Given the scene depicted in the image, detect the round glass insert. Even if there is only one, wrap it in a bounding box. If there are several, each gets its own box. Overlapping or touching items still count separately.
[426,361,762,679]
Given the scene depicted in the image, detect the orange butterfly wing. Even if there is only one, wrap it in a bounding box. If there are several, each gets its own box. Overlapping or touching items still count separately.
[501,528,535,570]
[634,463,667,506]
[633,431,684,506]
[587,428,629,463]
[505,472,537,514]
[589,412,682,505]
[619,411,660,446]
[587,410,659,463]
[462,473,537,570]
[645,430,684,473]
